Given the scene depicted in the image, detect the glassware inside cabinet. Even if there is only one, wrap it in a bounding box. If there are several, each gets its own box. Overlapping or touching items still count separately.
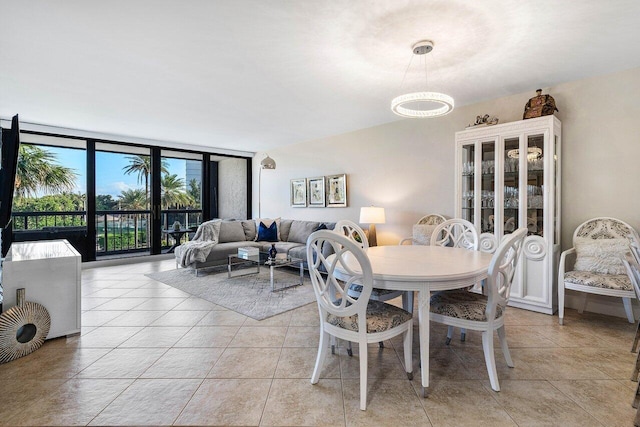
[480,141,495,233]
[461,144,475,225]
[526,134,544,236]
[503,137,520,235]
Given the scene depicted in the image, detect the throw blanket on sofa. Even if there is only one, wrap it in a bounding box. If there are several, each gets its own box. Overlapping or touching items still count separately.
[175,219,222,267]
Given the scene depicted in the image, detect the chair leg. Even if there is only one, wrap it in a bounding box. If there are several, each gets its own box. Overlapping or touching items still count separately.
[577,293,587,314]
[497,325,514,367]
[624,298,636,324]
[445,326,454,345]
[359,340,368,411]
[403,325,413,380]
[632,321,640,353]
[378,341,384,349]
[631,350,640,381]
[558,281,565,325]
[460,328,467,342]
[311,330,329,384]
[482,331,500,392]
[402,291,414,314]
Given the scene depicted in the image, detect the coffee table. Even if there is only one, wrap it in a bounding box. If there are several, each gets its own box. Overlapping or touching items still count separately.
[227,252,304,292]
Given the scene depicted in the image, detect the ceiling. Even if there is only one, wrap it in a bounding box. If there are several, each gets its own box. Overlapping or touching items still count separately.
[2,0,639,153]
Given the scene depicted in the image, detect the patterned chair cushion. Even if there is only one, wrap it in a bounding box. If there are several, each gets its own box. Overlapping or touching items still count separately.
[430,290,503,321]
[326,300,412,333]
[348,284,399,298]
[564,270,632,291]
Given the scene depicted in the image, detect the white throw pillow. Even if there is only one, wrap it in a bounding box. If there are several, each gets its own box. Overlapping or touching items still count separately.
[412,224,437,246]
[574,237,629,275]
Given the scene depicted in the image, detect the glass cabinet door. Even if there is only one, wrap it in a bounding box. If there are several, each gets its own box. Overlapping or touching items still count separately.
[526,134,544,237]
[461,144,475,225]
[480,141,496,233]
[503,137,520,235]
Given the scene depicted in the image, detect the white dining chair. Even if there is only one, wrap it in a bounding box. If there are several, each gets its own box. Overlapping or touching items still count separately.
[307,230,413,411]
[336,220,412,313]
[429,227,527,392]
[399,213,447,245]
[430,218,479,343]
[622,255,640,356]
[430,218,479,250]
[558,217,640,325]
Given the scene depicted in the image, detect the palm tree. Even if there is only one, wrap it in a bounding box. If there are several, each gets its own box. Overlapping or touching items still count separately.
[122,155,169,207]
[15,145,77,198]
[161,174,193,209]
[118,188,147,248]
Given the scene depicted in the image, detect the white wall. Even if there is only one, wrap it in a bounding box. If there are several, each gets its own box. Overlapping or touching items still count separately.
[253,66,640,318]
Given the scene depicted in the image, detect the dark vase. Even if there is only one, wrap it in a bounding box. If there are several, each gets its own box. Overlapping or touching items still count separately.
[269,244,277,260]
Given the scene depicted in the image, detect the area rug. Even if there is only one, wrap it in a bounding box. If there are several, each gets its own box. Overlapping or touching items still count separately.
[145,267,316,320]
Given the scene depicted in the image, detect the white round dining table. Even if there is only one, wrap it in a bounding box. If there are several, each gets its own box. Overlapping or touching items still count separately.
[332,245,494,397]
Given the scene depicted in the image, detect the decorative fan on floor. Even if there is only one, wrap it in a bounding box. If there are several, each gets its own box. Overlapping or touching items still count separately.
[0,289,50,363]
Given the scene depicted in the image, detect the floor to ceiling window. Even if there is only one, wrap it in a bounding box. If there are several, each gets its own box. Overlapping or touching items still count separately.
[4,126,251,261]
[10,133,88,258]
[160,150,203,250]
[95,143,152,256]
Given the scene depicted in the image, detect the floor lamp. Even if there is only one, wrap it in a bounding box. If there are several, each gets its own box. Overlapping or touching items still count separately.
[258,155,276,218]
[359,206,385,247]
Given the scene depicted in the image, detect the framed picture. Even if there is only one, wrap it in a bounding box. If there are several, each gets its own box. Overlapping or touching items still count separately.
[326,174,347,207]
[307,176,325,207]
[290,178,307,207]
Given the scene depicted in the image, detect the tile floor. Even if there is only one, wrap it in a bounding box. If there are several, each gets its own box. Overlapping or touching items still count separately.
[0,258,638,426]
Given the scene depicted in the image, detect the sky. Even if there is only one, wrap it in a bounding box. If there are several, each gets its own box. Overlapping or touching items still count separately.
[42,145,189,198]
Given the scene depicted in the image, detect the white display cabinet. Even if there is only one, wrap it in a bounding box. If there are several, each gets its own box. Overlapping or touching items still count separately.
[455,116,561,314]
[2,239,81,338]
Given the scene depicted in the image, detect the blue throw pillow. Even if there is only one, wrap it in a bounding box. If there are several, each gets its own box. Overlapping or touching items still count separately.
[257,221,278,242]
[314,223,328,232]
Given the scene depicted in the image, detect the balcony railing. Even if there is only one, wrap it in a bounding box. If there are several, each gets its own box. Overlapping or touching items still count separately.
[12,209,203,256]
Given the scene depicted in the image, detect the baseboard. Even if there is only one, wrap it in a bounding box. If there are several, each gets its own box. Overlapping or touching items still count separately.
[82,253,173,270]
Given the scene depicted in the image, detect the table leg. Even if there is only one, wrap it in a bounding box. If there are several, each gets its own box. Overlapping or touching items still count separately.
[270,265,275,291]
[299,262,304,285]
[418,287,430,397]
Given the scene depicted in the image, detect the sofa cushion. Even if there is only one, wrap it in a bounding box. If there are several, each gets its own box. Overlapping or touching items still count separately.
[203,241,261,263]
[288,221,320,244]
[241,220,256,241]
[258,241,303,255]
[574,237,629,275]
[257,221,278,242]
[218,220,247,243]
[255,218,281,241]
[279,219,293,242]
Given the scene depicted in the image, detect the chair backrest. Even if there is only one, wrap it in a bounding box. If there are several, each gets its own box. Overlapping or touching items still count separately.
[417,214,447,226]
[430,218,479,250]
[306,230,372,333]
[573,217,640,244]
[335,220,369,249]
[622,254,640,301]
[485,228,527,320]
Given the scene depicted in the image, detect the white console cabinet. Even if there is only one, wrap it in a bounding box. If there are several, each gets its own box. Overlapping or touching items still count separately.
[2,239,81,339]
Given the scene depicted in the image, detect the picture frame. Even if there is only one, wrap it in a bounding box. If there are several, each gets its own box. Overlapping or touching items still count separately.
[290,178,307,207]
[307,176,325,207]
[325,174,347,207]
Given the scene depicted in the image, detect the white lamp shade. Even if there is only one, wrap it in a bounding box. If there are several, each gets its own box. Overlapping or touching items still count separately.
[359,206,386,224]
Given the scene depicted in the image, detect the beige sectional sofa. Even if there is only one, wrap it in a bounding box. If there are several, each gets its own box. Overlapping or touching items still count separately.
[184,218,335,274]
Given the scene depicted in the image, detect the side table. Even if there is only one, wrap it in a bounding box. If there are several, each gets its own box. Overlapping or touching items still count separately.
[162,228,194,253]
